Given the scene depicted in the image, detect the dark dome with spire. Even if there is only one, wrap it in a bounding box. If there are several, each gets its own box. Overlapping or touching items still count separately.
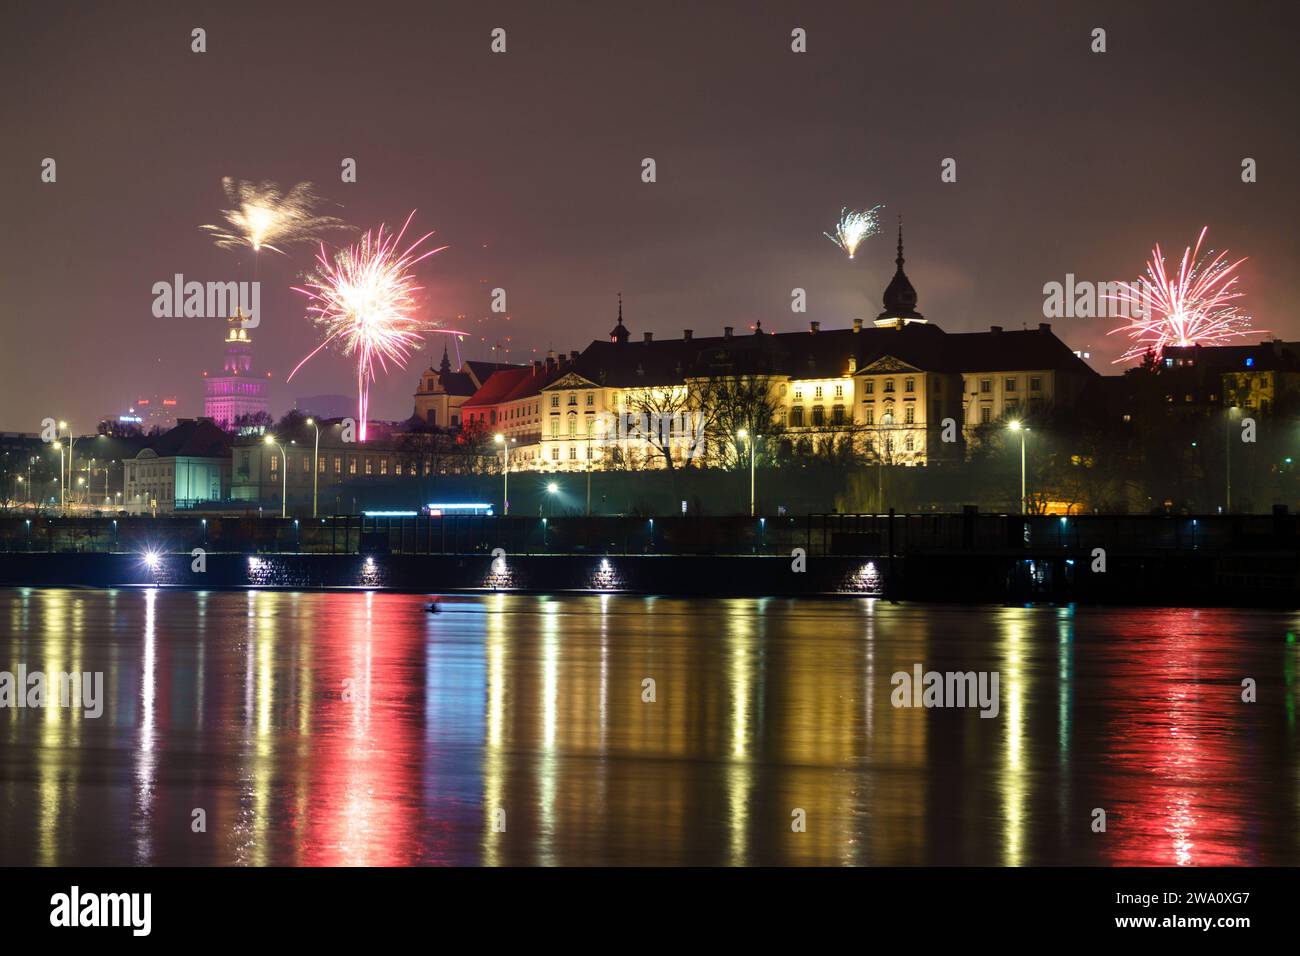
[609,292,629,344]
[878,219,925,322]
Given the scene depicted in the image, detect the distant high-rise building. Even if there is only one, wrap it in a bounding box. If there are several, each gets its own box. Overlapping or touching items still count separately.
[204,311,269,429]
[133,395,179,432]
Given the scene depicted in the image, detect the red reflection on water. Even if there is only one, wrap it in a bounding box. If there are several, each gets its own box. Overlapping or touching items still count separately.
[299,594,425,866]
[1100,610,1249,865]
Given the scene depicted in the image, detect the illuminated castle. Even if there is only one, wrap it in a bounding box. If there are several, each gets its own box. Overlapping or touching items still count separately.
[203,311,269,430]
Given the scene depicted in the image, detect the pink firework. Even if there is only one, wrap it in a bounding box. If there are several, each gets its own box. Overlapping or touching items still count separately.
[1107,227,1258,364]
[290,211,451,441]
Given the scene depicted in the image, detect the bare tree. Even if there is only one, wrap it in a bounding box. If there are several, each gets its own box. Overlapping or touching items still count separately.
[694,374,784,469]
[619,385,700,471]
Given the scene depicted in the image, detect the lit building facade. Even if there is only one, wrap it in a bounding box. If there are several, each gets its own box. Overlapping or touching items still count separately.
[204,312,269,429]
[413,349,523,428]
[123,418,231,514]
[474,232,1098,473]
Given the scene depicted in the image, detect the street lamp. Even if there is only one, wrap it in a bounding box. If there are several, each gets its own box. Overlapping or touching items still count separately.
[306,417,321,518]
[1008,420,1028,514]
[1224,405,1238,512]
[737,428,756,516]
[59,421,76,513]
[264,434,287,518]
[52,441,65,512]
[546,481,559,517]
[494,433,515,515]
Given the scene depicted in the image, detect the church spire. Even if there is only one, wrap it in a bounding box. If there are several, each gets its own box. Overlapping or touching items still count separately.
[878,216,924,323]
[609,291,629,344]
[438,343,451,375]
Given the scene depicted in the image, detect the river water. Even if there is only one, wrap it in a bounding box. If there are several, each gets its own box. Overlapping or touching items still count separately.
[1,588,1296,866]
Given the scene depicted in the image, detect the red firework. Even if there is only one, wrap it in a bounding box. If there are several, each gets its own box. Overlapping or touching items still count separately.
[1107,227,1259,364]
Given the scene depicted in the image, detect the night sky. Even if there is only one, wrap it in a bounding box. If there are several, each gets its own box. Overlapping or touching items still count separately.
[2,0,1297,433]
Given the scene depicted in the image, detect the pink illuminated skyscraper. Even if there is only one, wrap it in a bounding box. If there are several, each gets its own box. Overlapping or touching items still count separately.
[204,311,269,430]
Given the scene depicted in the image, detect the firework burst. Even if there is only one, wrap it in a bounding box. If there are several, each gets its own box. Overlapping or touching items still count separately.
[289,212,449,441]
[1107,227,1258,364]
[201,177,350,254]
[824,205,883,259]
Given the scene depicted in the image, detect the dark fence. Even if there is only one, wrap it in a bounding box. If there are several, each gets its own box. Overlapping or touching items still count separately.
[1,510,1297,558]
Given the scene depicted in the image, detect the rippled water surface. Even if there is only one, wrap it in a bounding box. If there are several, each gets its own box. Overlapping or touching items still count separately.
[1,588,1297,865]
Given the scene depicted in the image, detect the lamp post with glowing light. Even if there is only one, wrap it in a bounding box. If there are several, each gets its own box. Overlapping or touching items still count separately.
[306,418,321,518]
[264,435,287,518]
[494,433,515,515]
[58,421,76,513]
[1224,405,1239,512]
[1007,420,1028,514]
[737,428,756,516]
[52,441,65,512]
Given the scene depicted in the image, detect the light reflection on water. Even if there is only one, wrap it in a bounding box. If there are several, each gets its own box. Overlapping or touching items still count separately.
[1,588,1297,866]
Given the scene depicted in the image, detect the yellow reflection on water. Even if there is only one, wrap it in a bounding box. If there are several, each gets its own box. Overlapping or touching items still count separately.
[482,593,507,866]
[726,604,754,865]
[998,607,1029,867]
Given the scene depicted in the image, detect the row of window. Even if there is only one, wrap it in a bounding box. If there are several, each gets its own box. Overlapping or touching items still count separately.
[552,393,598,408]
[978,376,1042,394]
[787,383,849,400]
